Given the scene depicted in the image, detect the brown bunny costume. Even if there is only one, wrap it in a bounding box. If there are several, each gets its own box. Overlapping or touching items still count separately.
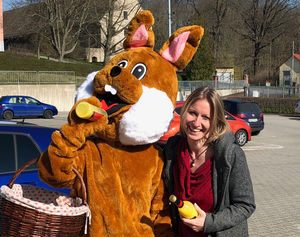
[38,10,204,237]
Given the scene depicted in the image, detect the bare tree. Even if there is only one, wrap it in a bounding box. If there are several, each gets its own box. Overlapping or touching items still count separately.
[17,0,92,61]
[7,0,49,59]
[44,0,91,61]
[85,0,141,64]
[190,0,230,64]
[232,0,296,75]
[11,0,92,61]
[140,0,169,50]
[98,0,141,64]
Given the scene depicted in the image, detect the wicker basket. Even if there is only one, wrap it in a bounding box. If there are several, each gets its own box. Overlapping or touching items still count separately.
[0,158,90,237]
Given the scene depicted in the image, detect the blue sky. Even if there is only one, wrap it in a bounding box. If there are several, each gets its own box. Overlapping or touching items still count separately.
[2,0,13,11]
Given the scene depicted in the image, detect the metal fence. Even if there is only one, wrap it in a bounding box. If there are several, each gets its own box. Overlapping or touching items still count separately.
[1,72,298,98]
[178,80,245,91]
[0,71,76,84]
[177,80,245,101]
[178,81,300,98]
[248,86,300,98]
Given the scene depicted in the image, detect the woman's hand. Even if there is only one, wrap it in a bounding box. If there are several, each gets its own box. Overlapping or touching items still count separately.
[180,203,206,232]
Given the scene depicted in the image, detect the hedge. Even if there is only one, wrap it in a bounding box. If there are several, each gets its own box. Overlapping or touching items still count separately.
[222,96,299,115]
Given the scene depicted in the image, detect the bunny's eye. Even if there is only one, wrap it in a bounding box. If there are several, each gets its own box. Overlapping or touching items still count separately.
[117,60,128,68]
[131,63,147,80]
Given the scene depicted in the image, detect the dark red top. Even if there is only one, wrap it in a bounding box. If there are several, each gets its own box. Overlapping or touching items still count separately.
[173,138,214,237]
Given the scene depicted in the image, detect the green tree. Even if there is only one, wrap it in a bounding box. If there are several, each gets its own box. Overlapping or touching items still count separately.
[184,33,215,81]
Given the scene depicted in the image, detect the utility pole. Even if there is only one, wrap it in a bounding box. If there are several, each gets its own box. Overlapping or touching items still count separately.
[0,0,4,51]
[269,42,272,82]
[292,41,294,86]
[168,0,171,37]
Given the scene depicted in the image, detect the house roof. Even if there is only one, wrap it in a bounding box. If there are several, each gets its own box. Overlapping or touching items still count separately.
[3,5,37,38]
[278,53,300,68]
[3,3,108,40]
[294,54,300,62]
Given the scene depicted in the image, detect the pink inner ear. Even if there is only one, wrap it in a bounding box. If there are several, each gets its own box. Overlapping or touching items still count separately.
[161,31,190,63]
[129,24,149,49]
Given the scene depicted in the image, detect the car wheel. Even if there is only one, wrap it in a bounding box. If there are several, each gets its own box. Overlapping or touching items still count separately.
[235,129,248,146]
[3,110,14,120]
[43,110,53,119]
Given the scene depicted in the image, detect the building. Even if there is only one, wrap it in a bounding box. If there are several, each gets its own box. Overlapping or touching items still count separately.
[215,67,235,83]
[3,4,41,52]
[0,0,4,51]
[3,0,142,62]
[86,0,141,63]
[279,54,300,87]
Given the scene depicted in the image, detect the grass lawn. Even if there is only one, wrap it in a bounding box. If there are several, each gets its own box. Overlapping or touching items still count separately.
[0,52,103,77]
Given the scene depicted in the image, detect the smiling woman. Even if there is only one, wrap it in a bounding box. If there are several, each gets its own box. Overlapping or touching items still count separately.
[163,86,256,237]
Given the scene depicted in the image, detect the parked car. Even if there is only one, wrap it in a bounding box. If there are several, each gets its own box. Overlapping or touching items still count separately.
[222,99,264,135]
[225,111,251,146]
[159,102,183,144]
[0,121,70,194]
[158,102,251,146]
[295,100,300,113]
[0,95,58,120]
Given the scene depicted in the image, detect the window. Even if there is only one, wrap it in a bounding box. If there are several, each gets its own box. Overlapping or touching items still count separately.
[0,134,15,173]
[17,97,23,104]
[225,112,235,121]
[174,106,182,115]
[217,72,232,83]
[25,97,38,105]
[92,56,98,62]
[283,70,291,86]
[238,103,261,113]
[123,11,128,19]
[8,97,17,104]
[223,101,236,114]
[16,134,40,170]
[283,70,291,77]
[0,133,41,174]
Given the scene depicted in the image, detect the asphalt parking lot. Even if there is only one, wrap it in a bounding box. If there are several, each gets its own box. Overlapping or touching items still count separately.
[243,114,300,236]
[13,113,300,236]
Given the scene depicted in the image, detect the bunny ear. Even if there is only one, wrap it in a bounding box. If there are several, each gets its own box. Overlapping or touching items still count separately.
[123,10,155,50]
[159,25,204,70]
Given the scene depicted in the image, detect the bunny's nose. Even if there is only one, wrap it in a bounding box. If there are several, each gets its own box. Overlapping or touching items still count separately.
[110,66,122,77]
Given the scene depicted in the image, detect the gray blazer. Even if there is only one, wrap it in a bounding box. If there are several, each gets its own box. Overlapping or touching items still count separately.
[163,132,256,237]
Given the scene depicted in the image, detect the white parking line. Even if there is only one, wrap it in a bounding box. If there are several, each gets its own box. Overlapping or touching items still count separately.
[243,144,283,151]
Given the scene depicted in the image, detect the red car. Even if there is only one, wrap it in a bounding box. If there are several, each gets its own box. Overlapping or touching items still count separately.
[225,110,251,146]
[159,103,251,146]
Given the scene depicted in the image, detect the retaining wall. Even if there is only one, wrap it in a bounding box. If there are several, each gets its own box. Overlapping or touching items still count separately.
[0,84,76,111]
[0,85,243,112]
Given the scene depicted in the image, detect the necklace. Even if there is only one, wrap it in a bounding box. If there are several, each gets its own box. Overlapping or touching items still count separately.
[190,146,209,167]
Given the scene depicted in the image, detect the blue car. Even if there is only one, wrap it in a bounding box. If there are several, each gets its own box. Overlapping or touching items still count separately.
[0,95,58,120]
[0,121,70,195]
[223,99,264,135]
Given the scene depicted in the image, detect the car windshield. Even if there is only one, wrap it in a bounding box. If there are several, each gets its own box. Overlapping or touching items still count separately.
[174,106,182,115]
[238,103,261,113]
[0,96,5,102]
